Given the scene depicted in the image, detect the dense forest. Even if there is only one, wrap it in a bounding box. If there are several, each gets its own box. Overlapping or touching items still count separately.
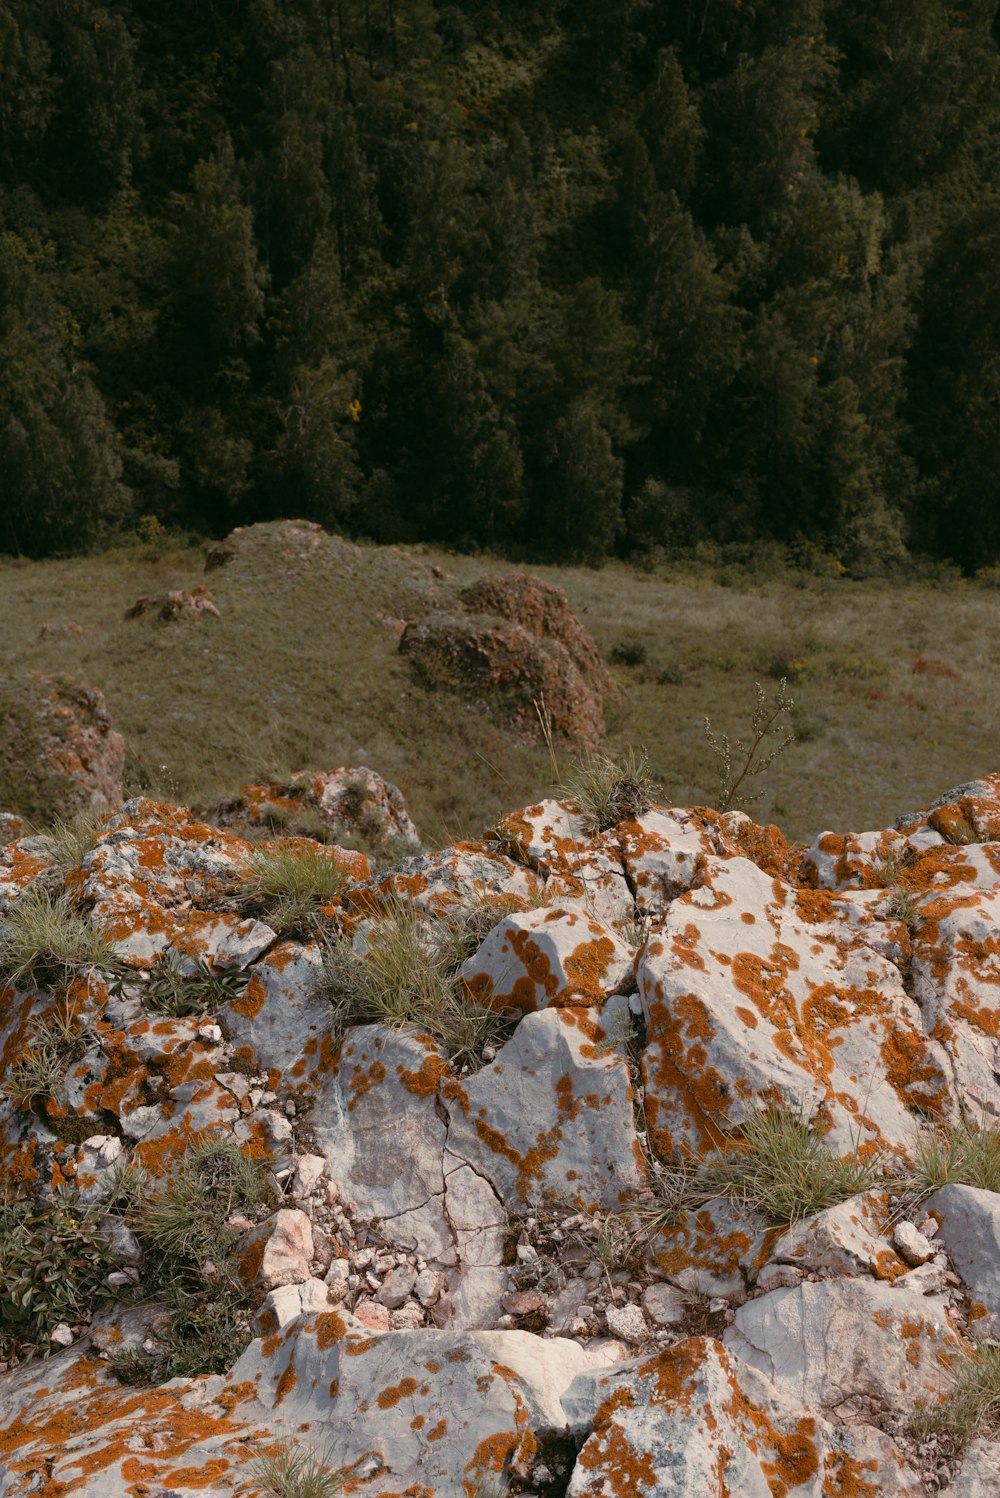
[1,0,998,572]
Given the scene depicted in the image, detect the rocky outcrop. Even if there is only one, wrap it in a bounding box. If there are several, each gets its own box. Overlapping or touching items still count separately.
[214,766,421,858]
[125,582,220,621]
[0,674,125,822]
[399,573,618,751]
[4,772,1000,1492]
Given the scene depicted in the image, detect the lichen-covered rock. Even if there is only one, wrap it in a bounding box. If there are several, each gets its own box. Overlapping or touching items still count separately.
[124,582,220,622]
[0,674,125,822]
[12,767,1000,1493]
[638,853,952,1160]
[926,1184,1000,1321]
[400,572,618,751]
[461,905,634,1013]
[215,765,420,856]
[563,1337,925,1496]
[724,1279,963,1415]
[444,1005,645,1212]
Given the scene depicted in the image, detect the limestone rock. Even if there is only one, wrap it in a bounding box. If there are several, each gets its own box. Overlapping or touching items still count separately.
[724,1278,963,1415]
[461,905,634,1013]
[926,1184,1000,1318]
[0,673,125,822]
[240,1208,314,1290]
[562,1337,925,1496]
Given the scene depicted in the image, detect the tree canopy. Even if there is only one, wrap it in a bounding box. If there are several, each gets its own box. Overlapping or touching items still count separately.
[2,0,998,571]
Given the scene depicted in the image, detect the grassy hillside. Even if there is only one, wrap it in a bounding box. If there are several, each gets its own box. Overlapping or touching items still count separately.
[0,531,995,846]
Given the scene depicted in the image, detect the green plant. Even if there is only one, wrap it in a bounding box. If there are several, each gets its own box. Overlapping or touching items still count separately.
[120,951,250,1017]
[430,892,524,973]
[911,1343,1000,1451]
[871,850,907,887]
[234,843,349,934]
[0,1187,117,1358]
[896,1119,1000,1199]
[610,639,647,668]
[560,746,658,833]
[703,678,795,813]
[319,903,516,1071]
[249,1438,346,1498]
[641,1108,880,1234]
[886,883,921,931]
[594,1006,640,1059]
[1,990,98,1108]
[109,1137,274,1384]
[0,887,119,990]
[28,811,104,875]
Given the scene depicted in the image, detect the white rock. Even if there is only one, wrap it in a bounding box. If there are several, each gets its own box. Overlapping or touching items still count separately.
[563,1338,925,1496]
[926,1184,1000,1316]
[460,905,634,1013]
[243,1208,314,1290]
[604,1302,648,1344]
[378,1265,418,1309]
[641,1283,687,1326]
[49,1324,74,1347]
[724,1278,962,1415]
[893,1220,935,1266]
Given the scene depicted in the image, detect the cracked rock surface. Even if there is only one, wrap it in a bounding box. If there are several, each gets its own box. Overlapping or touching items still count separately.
[4,773,1000,1492]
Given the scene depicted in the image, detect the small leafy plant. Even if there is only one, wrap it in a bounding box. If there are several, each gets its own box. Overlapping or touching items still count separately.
[0,888,119,991]
[0,1187,117,1359]
[704,679,795,813]
[560,746,658,832]
[125,951,249,1017]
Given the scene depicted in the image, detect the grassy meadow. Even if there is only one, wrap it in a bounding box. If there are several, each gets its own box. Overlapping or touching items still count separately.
[0,530,996,849]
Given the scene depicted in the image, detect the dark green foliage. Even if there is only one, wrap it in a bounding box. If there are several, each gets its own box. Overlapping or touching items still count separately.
[1,0,999,569]
[0,1188,116,1359]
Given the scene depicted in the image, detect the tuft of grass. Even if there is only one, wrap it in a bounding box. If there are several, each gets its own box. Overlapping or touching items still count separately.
[234,843,350,934]
[0,888,119,991]
[249,1439,346,1498]
[703,678,795,813]
[641,1108,880,1233]
[911,1343,1000,1451]
[108,1135,275,1384]
[319,903,517,1072]
[0,1001,94,1108]
[32,812,104,874]
[560,746,658,832]
[886,883,921,932]
[896,1119,1000,1199]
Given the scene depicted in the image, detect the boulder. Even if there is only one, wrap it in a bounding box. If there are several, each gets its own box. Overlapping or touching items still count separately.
[0,674,125,822]
[926,1184,1000,1320]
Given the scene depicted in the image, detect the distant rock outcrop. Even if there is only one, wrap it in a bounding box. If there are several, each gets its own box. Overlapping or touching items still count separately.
[400,572,618,751]
[0,674,124,822]
[214,766,421,859]
[6,770,1000,1491]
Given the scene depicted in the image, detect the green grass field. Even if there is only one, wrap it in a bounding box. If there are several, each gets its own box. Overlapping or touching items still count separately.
[1,528,995,847]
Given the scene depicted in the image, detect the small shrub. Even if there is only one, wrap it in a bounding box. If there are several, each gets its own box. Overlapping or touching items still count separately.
[122,951,250,1017]
[560,747,658,833]
[0,1187,117,1359]
[133,1135,272,1266]
[656,662,686,686]
[610,639,647,668]
[912,1343,1000,1451]
[249,1438,346,1498]
[0,888,119,990]
[704,679,795,813]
